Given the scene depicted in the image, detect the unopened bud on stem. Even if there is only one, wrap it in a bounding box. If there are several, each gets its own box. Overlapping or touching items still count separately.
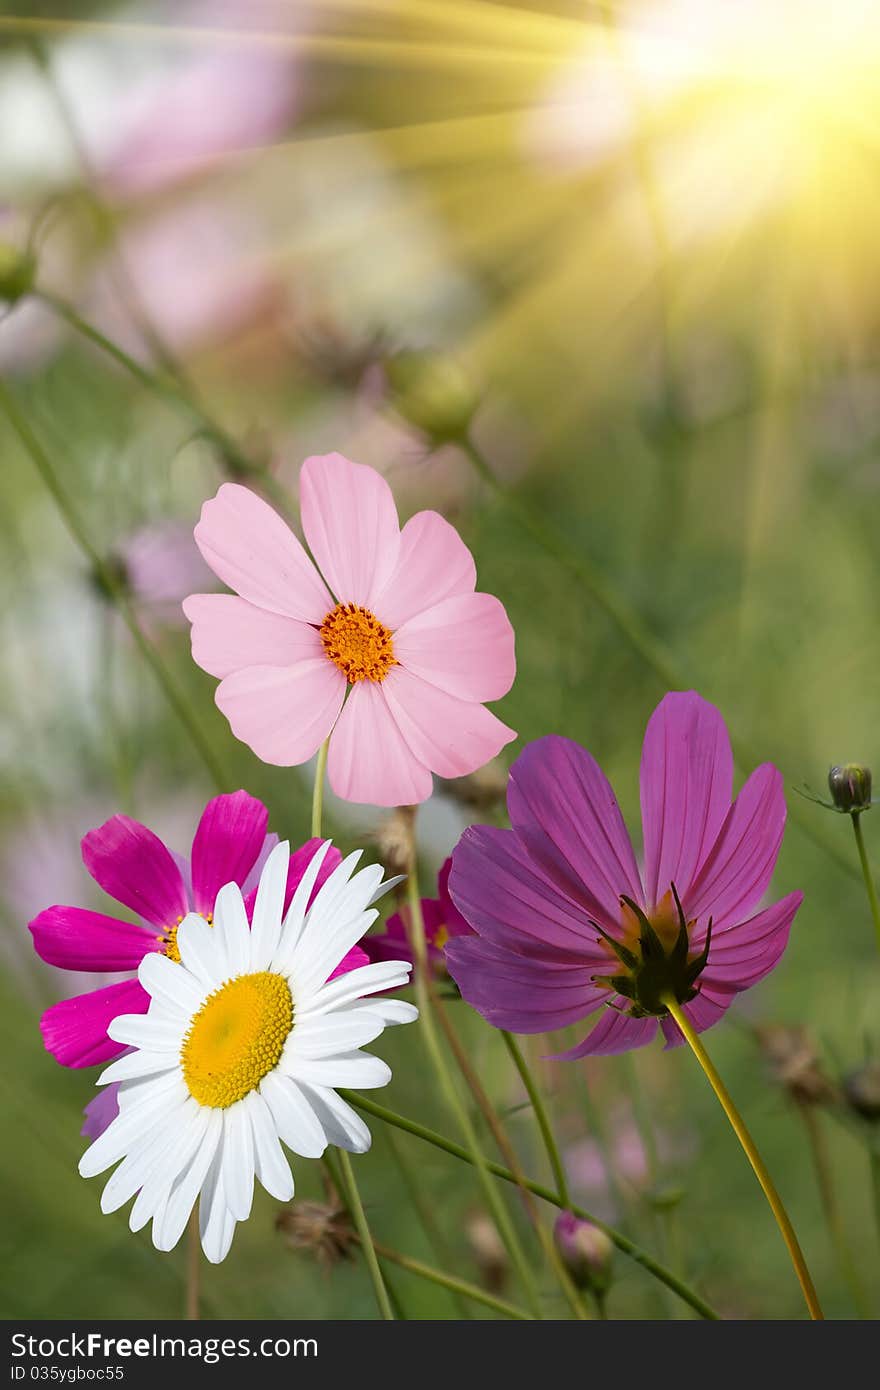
[828,764,872,814]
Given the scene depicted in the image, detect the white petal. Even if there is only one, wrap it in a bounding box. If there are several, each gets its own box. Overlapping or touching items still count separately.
[283,1010,386,1061]
[246,1091,294,1202]
[297,1083,372,1154]
[99,1107,190,1214]
[129,1102,207,1232]
[222,1103,255,1222]
[345,998,419,1027]
[260,1070,327,1159]
[199,1147,237,1265]
[97,1051,178,1085]
[367,873,405,905]
[137,952,204,1015]
[79,1082,184,1177]
[249,840,289,968]
[154,1110,223,1253]
[106,1012,183,1053]
[177,912,228,989]
[297,961,412,1018]
[212,881,251,976]
[115,1070,186,1116]
[274,839,334,967]
[288,909,378,998]
[286,1050,392,1091]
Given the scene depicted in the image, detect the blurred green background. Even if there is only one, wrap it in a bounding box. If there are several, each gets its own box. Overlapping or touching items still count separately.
[2,0,880,1320]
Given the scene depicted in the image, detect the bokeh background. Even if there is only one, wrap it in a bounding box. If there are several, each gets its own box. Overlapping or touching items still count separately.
[2,0,880,1320]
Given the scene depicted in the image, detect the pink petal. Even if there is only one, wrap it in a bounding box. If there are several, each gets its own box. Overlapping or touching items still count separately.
[82,1083,120,1140]
[554,1006,659,1059]
[82,815,187,930]
[216,661,345,767]
[382,665,516,779]
[183,593,323,679]
[640,691,733,911]
[329,944,370,981]
[393,592,515,703]
[326,681,432,807]
[372,509,476,629]
[661,993,733,1048]
[506,735,644,933]
[700,891,802,990]
[40,978,150,1068]
[243,838,342,920]
[447,935,606,1032]
[300,453,400,609]
[193,482,331,622]
[29,905,158,971]
[684,764,786,930]
[437,857,471,936]
[190,790,269,917]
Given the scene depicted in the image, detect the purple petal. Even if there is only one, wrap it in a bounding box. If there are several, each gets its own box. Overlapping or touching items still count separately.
[81,1083,120,1139]
[242,838,342,921]
[437,857,472,936]
[328,944,370,981]
[506,735,644,931]
[639,691,733,910]
[553,1006,659,1059]
[361,899,446,968]
[190,790,269,916]
[661,992,733,1048]
[29,905,158,971]
[39,978,150,1068]
[700,891,802,990]
[81,815,187,930]
[446,936,606,1032]
[449,824,607,961]
[684,764,786,929]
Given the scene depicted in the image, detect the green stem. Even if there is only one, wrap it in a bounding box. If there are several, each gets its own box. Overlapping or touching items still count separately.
[870,1152,880,1264]
[185,1209,200,1321]
[664,997,823,1320]
[851,812,880,954]
[405,860,544,1317]
[0,380,230,793]
[340,1090,720,1319]
[370,1239,533,1320]
[336,1150,394,1320]
[502,1032,571,1209]
[799,1103,871,1318]
[311,740,329,839]
[382,1126,472,1318]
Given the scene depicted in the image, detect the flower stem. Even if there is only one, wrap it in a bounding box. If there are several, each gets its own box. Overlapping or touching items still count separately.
[185,1210,200,1320]
[340,1090,720,1319]
[311,739,329,839]
[336,1149,394,1320]
[405,859,544,1317]
[0,380,231,793]
[367,1237,533,1320]
[664,997,823,1320]
[502,1032,571,1209]
[382,1126,472,1318]
[799,1102,871,1318]
[850,812,880,954]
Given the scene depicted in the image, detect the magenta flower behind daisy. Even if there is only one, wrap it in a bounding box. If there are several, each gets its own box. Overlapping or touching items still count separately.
[446,691,802,1056]
[363,857,473,974]
[183,453,516,807]
[29,791,352,1068]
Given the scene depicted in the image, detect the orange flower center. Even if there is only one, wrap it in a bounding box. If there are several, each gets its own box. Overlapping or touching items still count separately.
[161,911,213,964]
[319,603,396,683]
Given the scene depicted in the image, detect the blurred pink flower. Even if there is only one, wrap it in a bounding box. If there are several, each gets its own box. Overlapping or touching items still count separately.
[362,856,473,975]
[184,453,517,806]
[113,518,216,627]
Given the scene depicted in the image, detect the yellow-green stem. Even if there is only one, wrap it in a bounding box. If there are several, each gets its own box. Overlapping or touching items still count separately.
[405,861,544,1317]
[311,740,329,839]
[664,997,823,1320]
[851,812,880,954]
[185,1210,200,1320]
[369,1238,533,1320]
[502,1032,571,1209]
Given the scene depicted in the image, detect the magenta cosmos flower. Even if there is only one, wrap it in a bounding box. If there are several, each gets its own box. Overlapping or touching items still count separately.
[183,453,516,806]
[446,691,802,1055]
[29,791,357,1068]
[363,857,473,974]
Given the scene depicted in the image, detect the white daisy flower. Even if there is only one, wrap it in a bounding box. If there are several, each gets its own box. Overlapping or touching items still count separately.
[78,839,417,1263]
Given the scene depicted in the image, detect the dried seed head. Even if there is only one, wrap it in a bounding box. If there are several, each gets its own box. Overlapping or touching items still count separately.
[756,1024,836,1106]
[275,1201,356,1267]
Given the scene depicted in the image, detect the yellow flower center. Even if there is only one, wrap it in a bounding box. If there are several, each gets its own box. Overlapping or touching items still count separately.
[161,912,212,964]
[434,924,450,950]
[181,971,293,1108]
[319,602,395,683]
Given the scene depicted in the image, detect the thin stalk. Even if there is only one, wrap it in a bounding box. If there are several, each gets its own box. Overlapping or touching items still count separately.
[851,812,880,954]
[383,1126,472,1318]
[502,1032,571,1209]
[0,381,230,792]
[311,748,391,1321]
[871,1153,880,1263]
[664,998,823,1320]
[404,862,544,1317]
[799,1103,871,1318]
[185,1210,200,1320]
[341,1090,720,1319]
[367,1238,533,1320]
[622,1052,676,1317]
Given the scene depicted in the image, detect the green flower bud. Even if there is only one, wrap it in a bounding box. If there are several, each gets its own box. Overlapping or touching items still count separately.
[0,241,36,305]
[384,349,478,443]
[828,763,872,814]
[553,1211,614,1297]
[843,1061,880,1122]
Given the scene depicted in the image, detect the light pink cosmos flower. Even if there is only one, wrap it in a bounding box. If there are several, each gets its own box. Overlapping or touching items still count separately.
[183,453,517,806]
